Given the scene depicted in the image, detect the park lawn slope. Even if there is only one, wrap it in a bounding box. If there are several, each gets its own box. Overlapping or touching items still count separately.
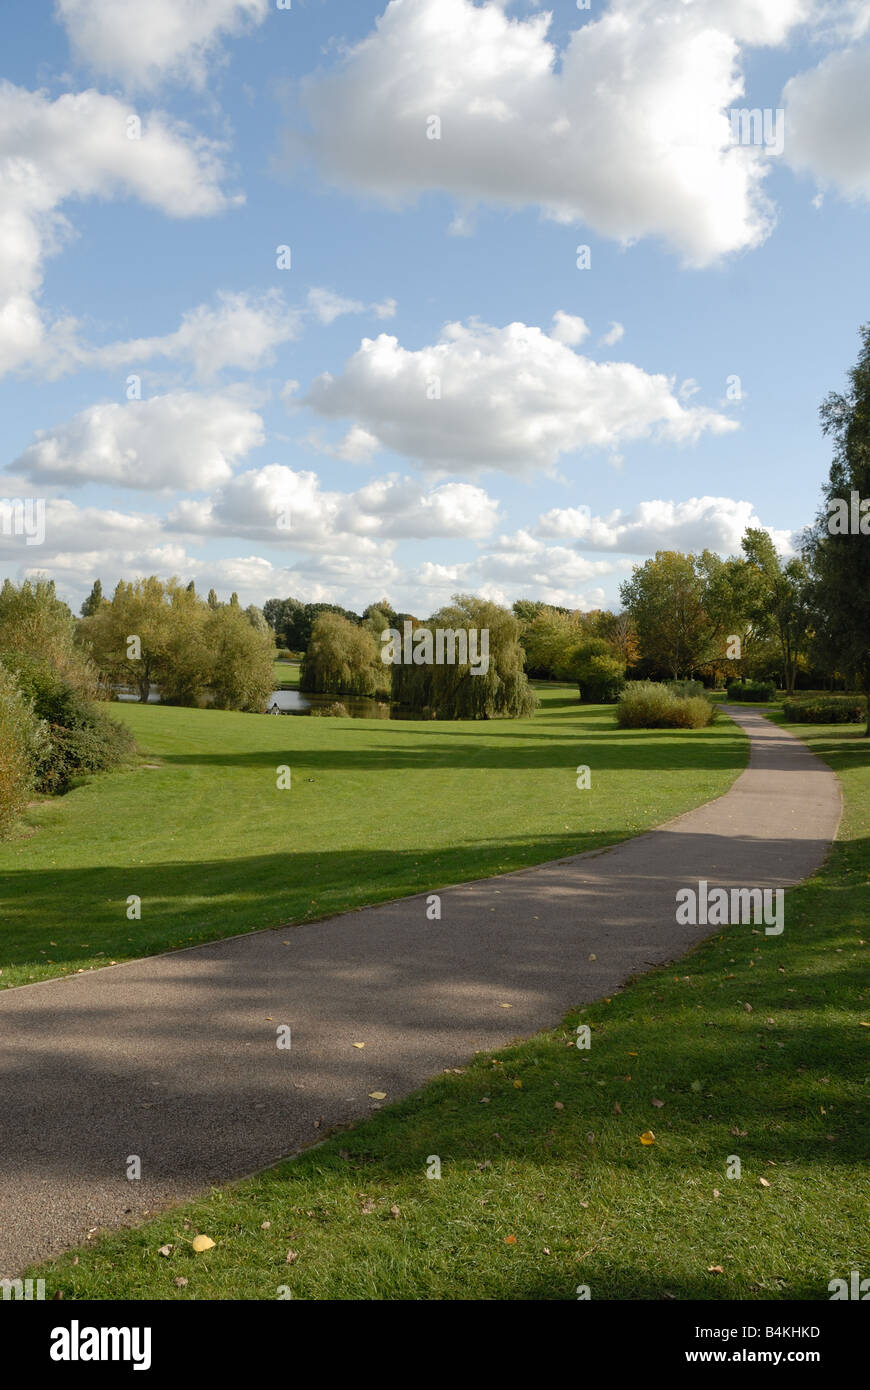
[0,685,746,988]
[27,717,868,1300]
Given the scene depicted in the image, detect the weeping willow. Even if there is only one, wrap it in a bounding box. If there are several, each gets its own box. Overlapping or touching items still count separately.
[299,613,391,697]
[390,597,538,719]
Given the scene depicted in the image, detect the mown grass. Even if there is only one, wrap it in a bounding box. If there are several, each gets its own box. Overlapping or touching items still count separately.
[0,685,745,988]
[271,658,299,688]
[25,714,869,1300]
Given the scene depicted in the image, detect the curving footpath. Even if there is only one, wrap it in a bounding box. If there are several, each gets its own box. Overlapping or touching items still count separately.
[0,708,841,1274]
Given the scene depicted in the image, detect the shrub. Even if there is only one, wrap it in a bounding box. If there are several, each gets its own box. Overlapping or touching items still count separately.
[9,657,135,794]
[0,666,45,837]
[666,679,706,699]
[565,639,626,703]
[781,694,866,724]
[726,680,777,702]
[310,701,350,718]
[617,681,716,729]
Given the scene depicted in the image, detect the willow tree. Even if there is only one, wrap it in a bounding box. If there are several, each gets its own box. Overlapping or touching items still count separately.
[390,596,537,719]
[299,612,389,697]
[207,603,275,711]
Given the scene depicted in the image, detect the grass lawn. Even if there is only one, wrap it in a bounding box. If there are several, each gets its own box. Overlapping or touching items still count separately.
[0,684,745,988]
[271,658,299,688]
[27,713,869,1300]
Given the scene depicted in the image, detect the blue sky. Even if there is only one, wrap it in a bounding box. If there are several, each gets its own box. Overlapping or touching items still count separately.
[1,0,869,616]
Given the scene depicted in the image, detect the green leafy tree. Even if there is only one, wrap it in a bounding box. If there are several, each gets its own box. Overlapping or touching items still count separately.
[519,606,588,678]
[80,579,103,617]
[564,638,626,702]
[0,578,96,697]
[741,529,810,696]
[81,576,173,703]
[805,324,870,729]
[391,595,538,719]
[207,604,274,711]
[300,612,388,697]
[620,552,714,678]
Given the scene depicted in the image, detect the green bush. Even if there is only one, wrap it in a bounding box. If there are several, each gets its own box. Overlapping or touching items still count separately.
[0,666,45,837]
[617,681,716,729]
[726,680,777,702]
[564,639,626,703]
[10,657,135,794]
[310,701,350,718]
[782,694,866,724]
[666,679,706,699]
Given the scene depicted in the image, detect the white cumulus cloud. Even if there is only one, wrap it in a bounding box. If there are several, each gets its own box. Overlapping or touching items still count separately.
[55,0,270,90]
[0,82,237,377]
[294,0,808,265]
[305,317,737,476]
[12,392,264,491]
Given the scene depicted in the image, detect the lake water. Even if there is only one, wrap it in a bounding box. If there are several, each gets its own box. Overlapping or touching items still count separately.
[114,684,414,719]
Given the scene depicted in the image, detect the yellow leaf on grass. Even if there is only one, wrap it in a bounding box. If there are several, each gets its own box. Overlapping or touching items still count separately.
[513,1079,523,1089]
[640,1130,656,1145]
[369,1091,387,1100]
[191,1235,215,1253]
[759,1177,771,1188]
[504,1235,517,1245]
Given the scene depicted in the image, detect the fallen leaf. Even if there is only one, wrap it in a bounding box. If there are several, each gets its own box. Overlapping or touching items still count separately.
[260,1220,271,1230]
[613,1101,622,1114]
[191,1234,215,1253]
[286,1249,299,1264]
[588,953,597,961]
[708,1265,724,1274]
[352,1042,365,1049]
[389,1205,401,1219]
[759,1177,770,1188]
[513,1079,523,1089]
[368,1091,387,1100]
[640,1130,656,1145]
[158,1244,173,1258]
[174,1277,188,1288]
[555,1101,565,1111]
[499,1003,512,1009]
[713,1189,720,1199]
[744,1003,753,1013]
[651,1097,665,1108]
[504,1235,517,1245]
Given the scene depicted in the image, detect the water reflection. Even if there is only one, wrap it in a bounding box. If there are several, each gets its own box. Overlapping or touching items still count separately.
[113,684,415,719]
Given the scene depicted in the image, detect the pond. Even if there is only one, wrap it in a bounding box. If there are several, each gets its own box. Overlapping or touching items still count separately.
[266,689,416,719]
[113,684,416,719]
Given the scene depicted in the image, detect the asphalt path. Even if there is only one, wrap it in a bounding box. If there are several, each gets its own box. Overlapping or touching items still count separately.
[0,707,841,1273]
